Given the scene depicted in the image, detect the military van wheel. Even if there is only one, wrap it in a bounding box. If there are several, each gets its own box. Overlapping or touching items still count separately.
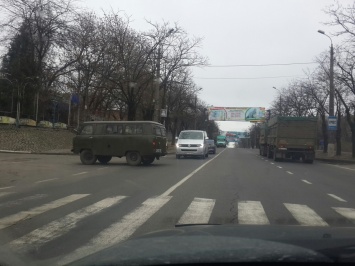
[142,156,155,165]
[126,151,142,166]
[80,149,97,165]
[97,156,112,164]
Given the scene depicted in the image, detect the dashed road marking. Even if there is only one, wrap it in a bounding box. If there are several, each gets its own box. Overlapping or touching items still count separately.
[302,180,312,185]
[277,166,282,169]
[327,193,347,202]
[286,171,293,175]
[271,162,275,165]
[0,186,14,190]
[72,172,88,176]
[35,178,58,184]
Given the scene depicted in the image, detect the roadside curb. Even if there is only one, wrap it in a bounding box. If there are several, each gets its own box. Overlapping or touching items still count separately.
[0,150,73,155]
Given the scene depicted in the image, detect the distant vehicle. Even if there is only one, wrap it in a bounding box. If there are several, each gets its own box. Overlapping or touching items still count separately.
[206,139,216,154]
[175,130,209,159]
[72,121,167,166]
[226,141,236,148]
[259,116,317,163]
[216,135,226,147]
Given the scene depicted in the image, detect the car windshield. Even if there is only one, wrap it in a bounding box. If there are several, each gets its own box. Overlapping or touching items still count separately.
[2,0,355,265]
[179,132,203,139]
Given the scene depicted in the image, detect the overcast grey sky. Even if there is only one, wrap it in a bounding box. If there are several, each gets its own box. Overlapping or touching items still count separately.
[82,0,352,131]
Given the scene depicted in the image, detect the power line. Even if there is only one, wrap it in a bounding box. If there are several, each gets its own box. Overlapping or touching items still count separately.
[204,62,317,67]
[195,75,306,80]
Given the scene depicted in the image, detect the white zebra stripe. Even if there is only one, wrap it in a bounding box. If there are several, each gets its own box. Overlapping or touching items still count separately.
[333,207,355,223]
[10,196,126,252]
[238,201,270,225]
[0,194,89,230]
[284,203,328,226]
[58,196,172,265]
[177,198,215,225]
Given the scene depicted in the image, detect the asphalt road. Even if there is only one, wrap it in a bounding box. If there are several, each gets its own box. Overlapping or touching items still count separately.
[0,148,355,265]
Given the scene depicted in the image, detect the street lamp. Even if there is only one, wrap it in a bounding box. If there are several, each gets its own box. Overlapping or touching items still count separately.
[318,29,335,155]
[273,87,282,116]
[153,28,175,122]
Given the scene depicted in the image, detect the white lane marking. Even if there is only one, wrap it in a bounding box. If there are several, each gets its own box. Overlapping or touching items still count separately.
[0,194,47,209]
[327,194,347,202]
[271,162,275,165]
[333,207,355,223]
[284,203,328,226]
[161,149,227,197]
[329,165,355,171]
[0,186,14,190]
[286,171,293,175]
[265,160,269,162]
[177,198,215,225]
[97,167,108,170]
[72,172,87,176]
[0,194,89,230]
[0,192,13,198]
[58,196,171,265]
[238,201,270,225]
[302,180,312,185]
[35,178,58,184]
[277,166,282,169]
[11,196,126,252]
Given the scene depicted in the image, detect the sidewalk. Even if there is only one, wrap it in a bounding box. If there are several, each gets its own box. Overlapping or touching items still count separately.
[315,150,355,164]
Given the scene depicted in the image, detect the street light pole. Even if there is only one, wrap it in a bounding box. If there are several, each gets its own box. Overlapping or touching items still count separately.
[318,30,335,156]
[273,87,282,116]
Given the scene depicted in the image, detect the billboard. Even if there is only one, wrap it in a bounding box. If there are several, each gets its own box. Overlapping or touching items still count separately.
[208,107,265,122]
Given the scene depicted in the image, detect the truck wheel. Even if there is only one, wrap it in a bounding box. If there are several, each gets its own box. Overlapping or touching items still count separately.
[97,156,112,164]
[126,151,142,166]
[80,149,97,165]
[142,156,155,165]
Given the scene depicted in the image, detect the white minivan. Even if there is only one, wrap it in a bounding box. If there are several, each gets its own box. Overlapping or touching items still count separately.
[175,130,209,159]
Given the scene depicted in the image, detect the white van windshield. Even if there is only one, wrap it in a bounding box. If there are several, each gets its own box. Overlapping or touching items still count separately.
[179,131,203,140]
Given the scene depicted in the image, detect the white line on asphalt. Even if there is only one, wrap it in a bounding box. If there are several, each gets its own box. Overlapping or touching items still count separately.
[0,194,47,208]
[332,207,355,223]
[0,186,14,190]
[72,172,88,176]
[161,149,227,197]
[10,196,126,252]
[35,178,58,184]
[177,198,215,225]
[97,167,108,170]
[327,193,347,202]
[284,203,328,226]
[238,201,270,225]
[287,171,293,175]
[0,192,13,198]
[277,166,283,169]
[271,162,275,165]
[0,194,89,230]
[302,180,312,184]
[329,165,355,171]
[265,160,269,162]
[58,196,172,266]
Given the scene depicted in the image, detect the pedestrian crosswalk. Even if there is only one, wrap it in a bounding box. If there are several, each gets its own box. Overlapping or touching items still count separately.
[1,193,355,264]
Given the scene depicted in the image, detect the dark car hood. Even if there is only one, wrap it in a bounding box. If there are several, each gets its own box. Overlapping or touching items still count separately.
[68,224,355,265]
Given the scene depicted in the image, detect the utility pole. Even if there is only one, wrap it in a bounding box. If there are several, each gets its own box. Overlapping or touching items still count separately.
[318,30,335,156]
[153,47,161,122]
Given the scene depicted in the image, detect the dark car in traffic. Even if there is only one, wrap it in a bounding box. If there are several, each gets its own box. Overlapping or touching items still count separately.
[206,139,216,154]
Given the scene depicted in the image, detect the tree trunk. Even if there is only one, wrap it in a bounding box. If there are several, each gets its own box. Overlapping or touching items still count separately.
[321,113,328,153]
[127,103,136,121]
[352,124,355,158]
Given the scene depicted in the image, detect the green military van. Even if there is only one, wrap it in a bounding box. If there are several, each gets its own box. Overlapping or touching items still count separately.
[72,121,167,166]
